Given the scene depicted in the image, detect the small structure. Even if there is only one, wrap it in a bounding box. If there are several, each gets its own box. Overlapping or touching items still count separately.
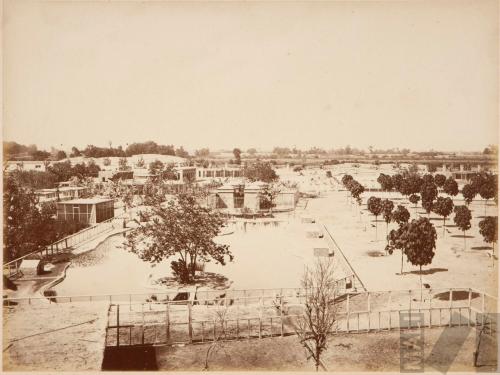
[35,186,89,203]
[57,198,114,225]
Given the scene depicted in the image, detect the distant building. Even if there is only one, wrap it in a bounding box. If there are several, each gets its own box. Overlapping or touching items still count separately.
[5,161,50,173]
[210,182,299,214]
[197,166,242,179]
[35,186,89,203]
[57,198,114,224]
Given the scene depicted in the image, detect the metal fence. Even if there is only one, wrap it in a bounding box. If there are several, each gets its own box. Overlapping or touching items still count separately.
[3,217,118,278]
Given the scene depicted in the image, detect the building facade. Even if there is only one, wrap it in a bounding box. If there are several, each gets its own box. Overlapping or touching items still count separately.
[57,198,114,224]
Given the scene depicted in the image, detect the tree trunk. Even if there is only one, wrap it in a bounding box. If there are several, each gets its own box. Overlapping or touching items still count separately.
[420,265,423,302]
[375,216,378,240]
[463,230,466,250]
[401,250,404,275]
[484,199,488,216]
[443,217,446,237]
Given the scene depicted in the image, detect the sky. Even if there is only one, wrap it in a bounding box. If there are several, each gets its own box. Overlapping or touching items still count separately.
[3,0,499,153]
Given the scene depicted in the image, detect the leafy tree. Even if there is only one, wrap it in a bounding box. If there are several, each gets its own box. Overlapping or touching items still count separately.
[325,171,332,178]
[244,162,278,183]
[247,148,257,156]
[3,176,42,261]
[403,218,437,300]
[461,184,476,206]
[420,182,438,216]
[381,199,394,241]
[434,174,446,188]
[126,193,233,283]
[103,157,111,166]
[479,216,498,254]
[409,194,420,211]
[232,148,242,165]
[478,175,497,216]
[195,148,210,158]
[453,206,472,249]
[367,197,383,239]
[432,197,454,237]
[56,150,67,160]
[260,184,281,212]
[391,174,404,192]
[387,224,408,275]
[400,173,422,196]
[118,157,129,171]
[443,176,459,196]
[136,156,146,168]
[421,174,434,185]
[377,173,393,191]
[392,205,410,226]
[175,146,189,158]
[70,146,81,157]
[295,258,338,372]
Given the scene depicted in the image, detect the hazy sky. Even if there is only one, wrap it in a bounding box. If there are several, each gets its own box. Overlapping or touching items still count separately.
[3,0,498,152]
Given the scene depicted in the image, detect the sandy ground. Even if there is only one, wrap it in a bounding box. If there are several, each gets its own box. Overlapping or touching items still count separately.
[2,301,109,371]
[156,325,497,372]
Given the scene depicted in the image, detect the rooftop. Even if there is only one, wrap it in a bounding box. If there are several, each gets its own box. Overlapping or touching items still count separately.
[57,198,114,205]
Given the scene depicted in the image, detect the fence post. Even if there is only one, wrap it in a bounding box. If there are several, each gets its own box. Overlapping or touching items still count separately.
[188,301,193,343]
[280,297,284,337]
[449,289,453,327]
[468,289,472,327]
[367,292,371,312]
[346,293,350,333]
[166,303,170,342]
[117,304,120,347]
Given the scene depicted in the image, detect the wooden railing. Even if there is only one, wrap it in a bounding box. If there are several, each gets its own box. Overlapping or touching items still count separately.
[3,217,118,278]
[102,287,497,347]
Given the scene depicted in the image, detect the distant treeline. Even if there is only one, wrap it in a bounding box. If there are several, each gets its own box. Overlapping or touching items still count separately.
[4,141,190,161]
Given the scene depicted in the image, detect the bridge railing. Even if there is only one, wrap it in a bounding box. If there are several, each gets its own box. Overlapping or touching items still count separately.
[3,217,118,278]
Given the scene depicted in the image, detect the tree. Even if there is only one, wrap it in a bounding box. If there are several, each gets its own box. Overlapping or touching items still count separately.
[377,173,393,191]
[56,150,67,160]
[125,193,233,283]
[453,206,472,249]
[387,223,408,275]
[195,148,210,158]
[382,199,394,242]
[367,197,383,239]
[462,184,476,206]
[400,174,422,197]
[175,146,189,158]
[295,258,338,371]
[3,176,42,261]
[392,205,410,226]
[232,148,242,165]
[434,174,446,188]
[348,181,365,219]
[341,175,354,202]
[136,156,146,168]
[409,194,420,211]
[432,197,454,237]
[103,157,111,167]
[118,157,129,171]
[244,162,278,183]
[443,176,459,197]
[70,146,81,157]
[420,182,438,216]
[260,184,281,212]
[479,216,498,254]
[391,174,404,192]
[403,218,437,300]
[247,148,257,156]
[478,175,497,216]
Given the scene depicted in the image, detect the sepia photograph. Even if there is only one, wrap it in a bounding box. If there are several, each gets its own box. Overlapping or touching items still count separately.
[2,0,499,372]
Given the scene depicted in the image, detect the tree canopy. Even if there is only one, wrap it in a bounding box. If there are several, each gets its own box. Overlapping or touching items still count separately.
[125,193,233,284]
[244,162,278,183]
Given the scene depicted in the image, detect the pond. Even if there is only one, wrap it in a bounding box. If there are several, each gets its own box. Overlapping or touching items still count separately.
[53,217,326,296]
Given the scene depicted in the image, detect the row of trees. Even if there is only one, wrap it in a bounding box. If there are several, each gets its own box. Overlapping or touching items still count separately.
[8,160,101,190]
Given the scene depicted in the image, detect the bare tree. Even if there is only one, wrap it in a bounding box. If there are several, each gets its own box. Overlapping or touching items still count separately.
[204,305,234,371]
[295,258,338,371]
